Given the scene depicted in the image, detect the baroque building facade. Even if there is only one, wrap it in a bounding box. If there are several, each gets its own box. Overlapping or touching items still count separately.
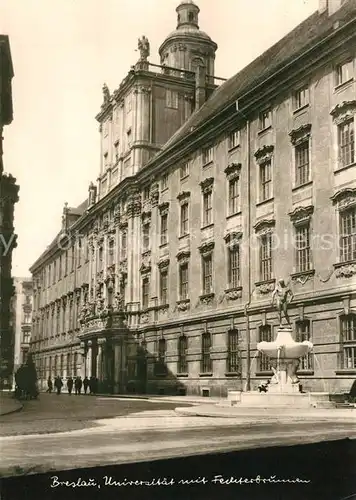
[30,0,356,397]
[0,35,20,388]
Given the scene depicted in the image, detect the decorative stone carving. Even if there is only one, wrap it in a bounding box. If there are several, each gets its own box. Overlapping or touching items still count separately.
[140,250,151,273]
[199,293,215,305]
[288,124,312,146]
[141,312,149,324]
[176,250,190,264]
[119,259,128,275]
[150,183,160,207]
[141,209,151,224]
[200,177,214,194]
[331,188,356,210]
[198,241,214,255]
[114,292,125,312]
[254,218,276,234]
[254,144,274,164]
[127,193,142,218]
[334,263,356,278]
[224,230,243,248]
[157,258,170,269]
[290,269,315,285]
[288,205,314,226]
[102,83,110,106]
[176,299,190,312]
[224,287,243,300]
[330,100,356,124]
[177,191,190,205]
[224,163,242,180]
[255,279,276,295]
[88,182,97,206]
[158,202,169,215]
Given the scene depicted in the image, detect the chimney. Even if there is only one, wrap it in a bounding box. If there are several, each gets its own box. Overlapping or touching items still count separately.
[319,0,346,15]
[195,60,207,110]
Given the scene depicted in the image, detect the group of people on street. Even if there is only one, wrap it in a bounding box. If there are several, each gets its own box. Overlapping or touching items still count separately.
[46,376,99,395]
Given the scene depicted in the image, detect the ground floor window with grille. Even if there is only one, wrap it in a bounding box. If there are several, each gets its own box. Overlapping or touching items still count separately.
[201,332,212,373]
[295,320,313,370]
[178,335,188,373]
[227,329,239,373]
[341,314,356,369]
[258,325,272,371]
[340,206,356,263]
[155,338,167,376]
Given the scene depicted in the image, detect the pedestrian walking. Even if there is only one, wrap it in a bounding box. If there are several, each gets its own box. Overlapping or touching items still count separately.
[74,376,82,395]
[67,376,74,395]
[54,376,63,395]
[83,376,89,395]
[46,377,53,393]
[89,376,95,395]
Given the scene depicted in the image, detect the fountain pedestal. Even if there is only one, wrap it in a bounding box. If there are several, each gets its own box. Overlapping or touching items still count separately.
[226,325,333,408]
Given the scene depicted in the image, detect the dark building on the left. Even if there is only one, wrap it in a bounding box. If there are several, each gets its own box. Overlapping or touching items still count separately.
[0,34,20,388]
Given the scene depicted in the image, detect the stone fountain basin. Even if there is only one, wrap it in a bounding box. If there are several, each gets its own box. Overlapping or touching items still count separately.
[257,340,313,359]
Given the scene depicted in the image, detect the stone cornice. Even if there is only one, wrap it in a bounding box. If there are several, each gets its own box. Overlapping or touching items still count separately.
[254,144,274,164]
[254,218,276,233]
[331,187,356,210]
[224,163,242,179]
[176,250,190,262]
[224,230,243,246]
[330,100,356,119]
[289,123,312,145]
[198,240,215,255]
[288,205,314,225]
[199,177,214,193]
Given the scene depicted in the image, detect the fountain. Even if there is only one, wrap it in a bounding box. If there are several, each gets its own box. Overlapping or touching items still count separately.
[227,279,333,408]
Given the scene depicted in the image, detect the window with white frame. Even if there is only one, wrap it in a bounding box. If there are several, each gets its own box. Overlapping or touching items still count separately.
[338,119,355,167]
[259,232,273,281]
[295,140,310,186]
[340,206,356,263]
[202,254,213,295]
[202,145,213,165]
[159,269,168,305]
[180,203,189,236]
[335,60,354,87]
[228,177,240,215]
[293,86,309,110]
[259,160,272,201]
[340,314,356,369]
[228,129,240,150]
[228,245,240,288]
[202,191,212,226]
[180,162,189,180]
[259,109,271,130]
[166,89,179,109]
[295,320,313,370]
[161,173,168,190]
[160,213,168,246]
[295,224,312,273]
[179,262,189,300]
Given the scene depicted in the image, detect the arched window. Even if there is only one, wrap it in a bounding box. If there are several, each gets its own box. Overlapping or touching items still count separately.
[201,332,212,373]
[340,314,356,369]
[178,336,188,374]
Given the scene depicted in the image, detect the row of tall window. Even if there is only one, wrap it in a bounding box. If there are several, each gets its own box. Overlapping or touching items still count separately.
[143,204,356,307]
[153,314,356,376]
[35,352,79,379]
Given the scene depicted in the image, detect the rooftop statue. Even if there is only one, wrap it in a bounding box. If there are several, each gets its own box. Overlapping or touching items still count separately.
[271,279,294,326]
[138,35,150,61]
[102,83,110,105]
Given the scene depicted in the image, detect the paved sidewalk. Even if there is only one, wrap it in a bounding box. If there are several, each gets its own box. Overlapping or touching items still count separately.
[174,403,356,420]
[97,393,222,405]
[0,392,23,416]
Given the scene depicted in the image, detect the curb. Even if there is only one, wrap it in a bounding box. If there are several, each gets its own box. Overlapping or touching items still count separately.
[0,401,23,417]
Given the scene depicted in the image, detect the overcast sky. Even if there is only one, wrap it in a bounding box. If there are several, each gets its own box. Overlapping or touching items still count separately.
[0,0,319,277]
